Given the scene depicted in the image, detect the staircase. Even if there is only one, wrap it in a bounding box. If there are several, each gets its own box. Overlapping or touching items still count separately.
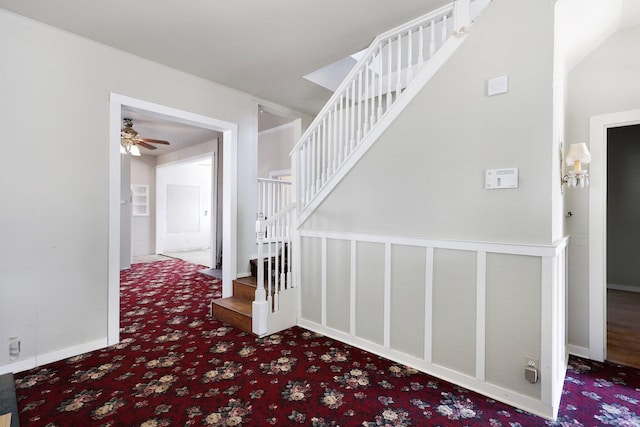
[212,179,295,336]
[212,0,486,337]
[210,276,258,335]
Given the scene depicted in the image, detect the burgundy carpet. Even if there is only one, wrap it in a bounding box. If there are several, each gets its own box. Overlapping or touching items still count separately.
[13,260,640,426]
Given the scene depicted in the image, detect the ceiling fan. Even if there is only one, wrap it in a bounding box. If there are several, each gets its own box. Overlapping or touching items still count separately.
[120,117,170,156]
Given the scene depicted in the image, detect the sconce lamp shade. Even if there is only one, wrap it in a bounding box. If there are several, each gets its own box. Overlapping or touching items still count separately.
[565,143,591,166]
[562,142,591,189]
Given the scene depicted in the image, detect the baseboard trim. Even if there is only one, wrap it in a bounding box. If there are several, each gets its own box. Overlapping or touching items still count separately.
[36,338,108,368]
[0,339,108,376]
[567,344,590,359]
[0,357,37,376]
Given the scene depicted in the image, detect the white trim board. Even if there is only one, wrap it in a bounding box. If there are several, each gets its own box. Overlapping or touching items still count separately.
[109,93,238,346]
[588,108,640,362]
[0,339,107,376]
[298,319,559,420]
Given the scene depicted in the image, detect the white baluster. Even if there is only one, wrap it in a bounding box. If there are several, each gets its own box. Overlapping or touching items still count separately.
[305,141,311,202]
[367,65,375,133]
[322,117,327,184]
[350,80,356,150]
[333,104,340,171]
[287,209,292,288]
[377,45,383,121]
[357,69,363,144]
[362,66,368,134]
[407,28,413,83]
[396,33,403,97]
[442,15,448,45]
[337,97,343,165]
[260,181,265,220]
[418,24,424,65]
[430,20,436,58]
[387,38,393,110]
[276,182,280,219]
[314,131,320,192]
[275,226,280,306]
[268,181,273,223]
[255,213,266,304]
[328,109,334,176]
[343,93,349,158]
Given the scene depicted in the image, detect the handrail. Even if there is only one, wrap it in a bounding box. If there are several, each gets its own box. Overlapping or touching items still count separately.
[255,203,296,320]
[291,2,456,155]
[290,0,471,214]
[257,177,293,185]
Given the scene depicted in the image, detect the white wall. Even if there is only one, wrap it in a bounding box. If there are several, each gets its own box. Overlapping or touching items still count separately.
[157,158,212,252]
[303,0,555,245]
[566,23,640,349]
[258,123,296,178]
[131,155,157,256]
[0,9,306,370]
[298,0,561,416]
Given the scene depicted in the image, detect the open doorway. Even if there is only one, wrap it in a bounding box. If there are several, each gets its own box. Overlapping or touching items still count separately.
[120,107,221,269]
[109,93,238,345]
[155,155,218,270]
[588,108,640,364]
[605,124,640,368]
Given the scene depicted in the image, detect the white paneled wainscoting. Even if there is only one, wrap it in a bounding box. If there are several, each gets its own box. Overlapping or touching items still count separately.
[297,230,568,420]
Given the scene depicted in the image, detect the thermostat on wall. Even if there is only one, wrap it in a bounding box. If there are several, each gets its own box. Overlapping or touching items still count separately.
[485,168,518,189]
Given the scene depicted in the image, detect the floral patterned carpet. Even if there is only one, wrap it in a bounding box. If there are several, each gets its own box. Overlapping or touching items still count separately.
[13,260,640,426]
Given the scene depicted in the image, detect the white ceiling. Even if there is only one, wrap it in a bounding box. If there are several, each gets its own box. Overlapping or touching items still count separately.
[0,0,451,116]
[3,0,638,156]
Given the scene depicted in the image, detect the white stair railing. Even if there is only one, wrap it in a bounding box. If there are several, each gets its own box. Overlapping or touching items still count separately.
[257,178,293,229]
[291,0,471,215]
[253,179,295,336]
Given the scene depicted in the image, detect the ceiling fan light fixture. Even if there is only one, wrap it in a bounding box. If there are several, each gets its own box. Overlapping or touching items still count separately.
[119,117,170,155]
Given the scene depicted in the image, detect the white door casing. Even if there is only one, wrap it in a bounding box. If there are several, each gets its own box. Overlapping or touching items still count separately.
[109,93,238,345]
[589,108,640,361]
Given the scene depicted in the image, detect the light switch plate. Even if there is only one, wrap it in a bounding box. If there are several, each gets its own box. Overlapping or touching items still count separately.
[486,168,518,189]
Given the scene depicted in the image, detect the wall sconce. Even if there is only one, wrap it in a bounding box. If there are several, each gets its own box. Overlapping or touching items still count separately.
[562,143,591,189]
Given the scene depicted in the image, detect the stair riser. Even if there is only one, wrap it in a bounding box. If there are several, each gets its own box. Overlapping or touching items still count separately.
[211,302,252,334]
[233,281,256,301]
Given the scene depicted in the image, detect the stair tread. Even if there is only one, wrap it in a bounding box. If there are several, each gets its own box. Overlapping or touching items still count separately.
[212,296,252,316]
[234,276,258,287]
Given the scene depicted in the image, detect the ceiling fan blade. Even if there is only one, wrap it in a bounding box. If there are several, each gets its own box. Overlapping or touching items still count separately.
[136,141,157,150]
[138,138,170,145]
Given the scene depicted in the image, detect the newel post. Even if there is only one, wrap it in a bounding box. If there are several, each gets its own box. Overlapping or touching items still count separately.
[253,212,268,336]
[453,0,471,35]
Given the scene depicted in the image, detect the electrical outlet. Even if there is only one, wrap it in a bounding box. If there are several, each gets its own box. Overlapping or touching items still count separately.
[9,337,20,360]
[525,356,539,370]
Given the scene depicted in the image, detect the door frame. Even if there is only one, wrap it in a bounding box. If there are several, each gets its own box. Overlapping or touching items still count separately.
[108,93,237,345]
[589,108,640,361]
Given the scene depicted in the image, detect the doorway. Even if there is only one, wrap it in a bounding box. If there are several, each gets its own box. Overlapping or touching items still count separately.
[156,155,216,268]
[605,124,640,368]
[108,93,238,345]
[588,108,640,363]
